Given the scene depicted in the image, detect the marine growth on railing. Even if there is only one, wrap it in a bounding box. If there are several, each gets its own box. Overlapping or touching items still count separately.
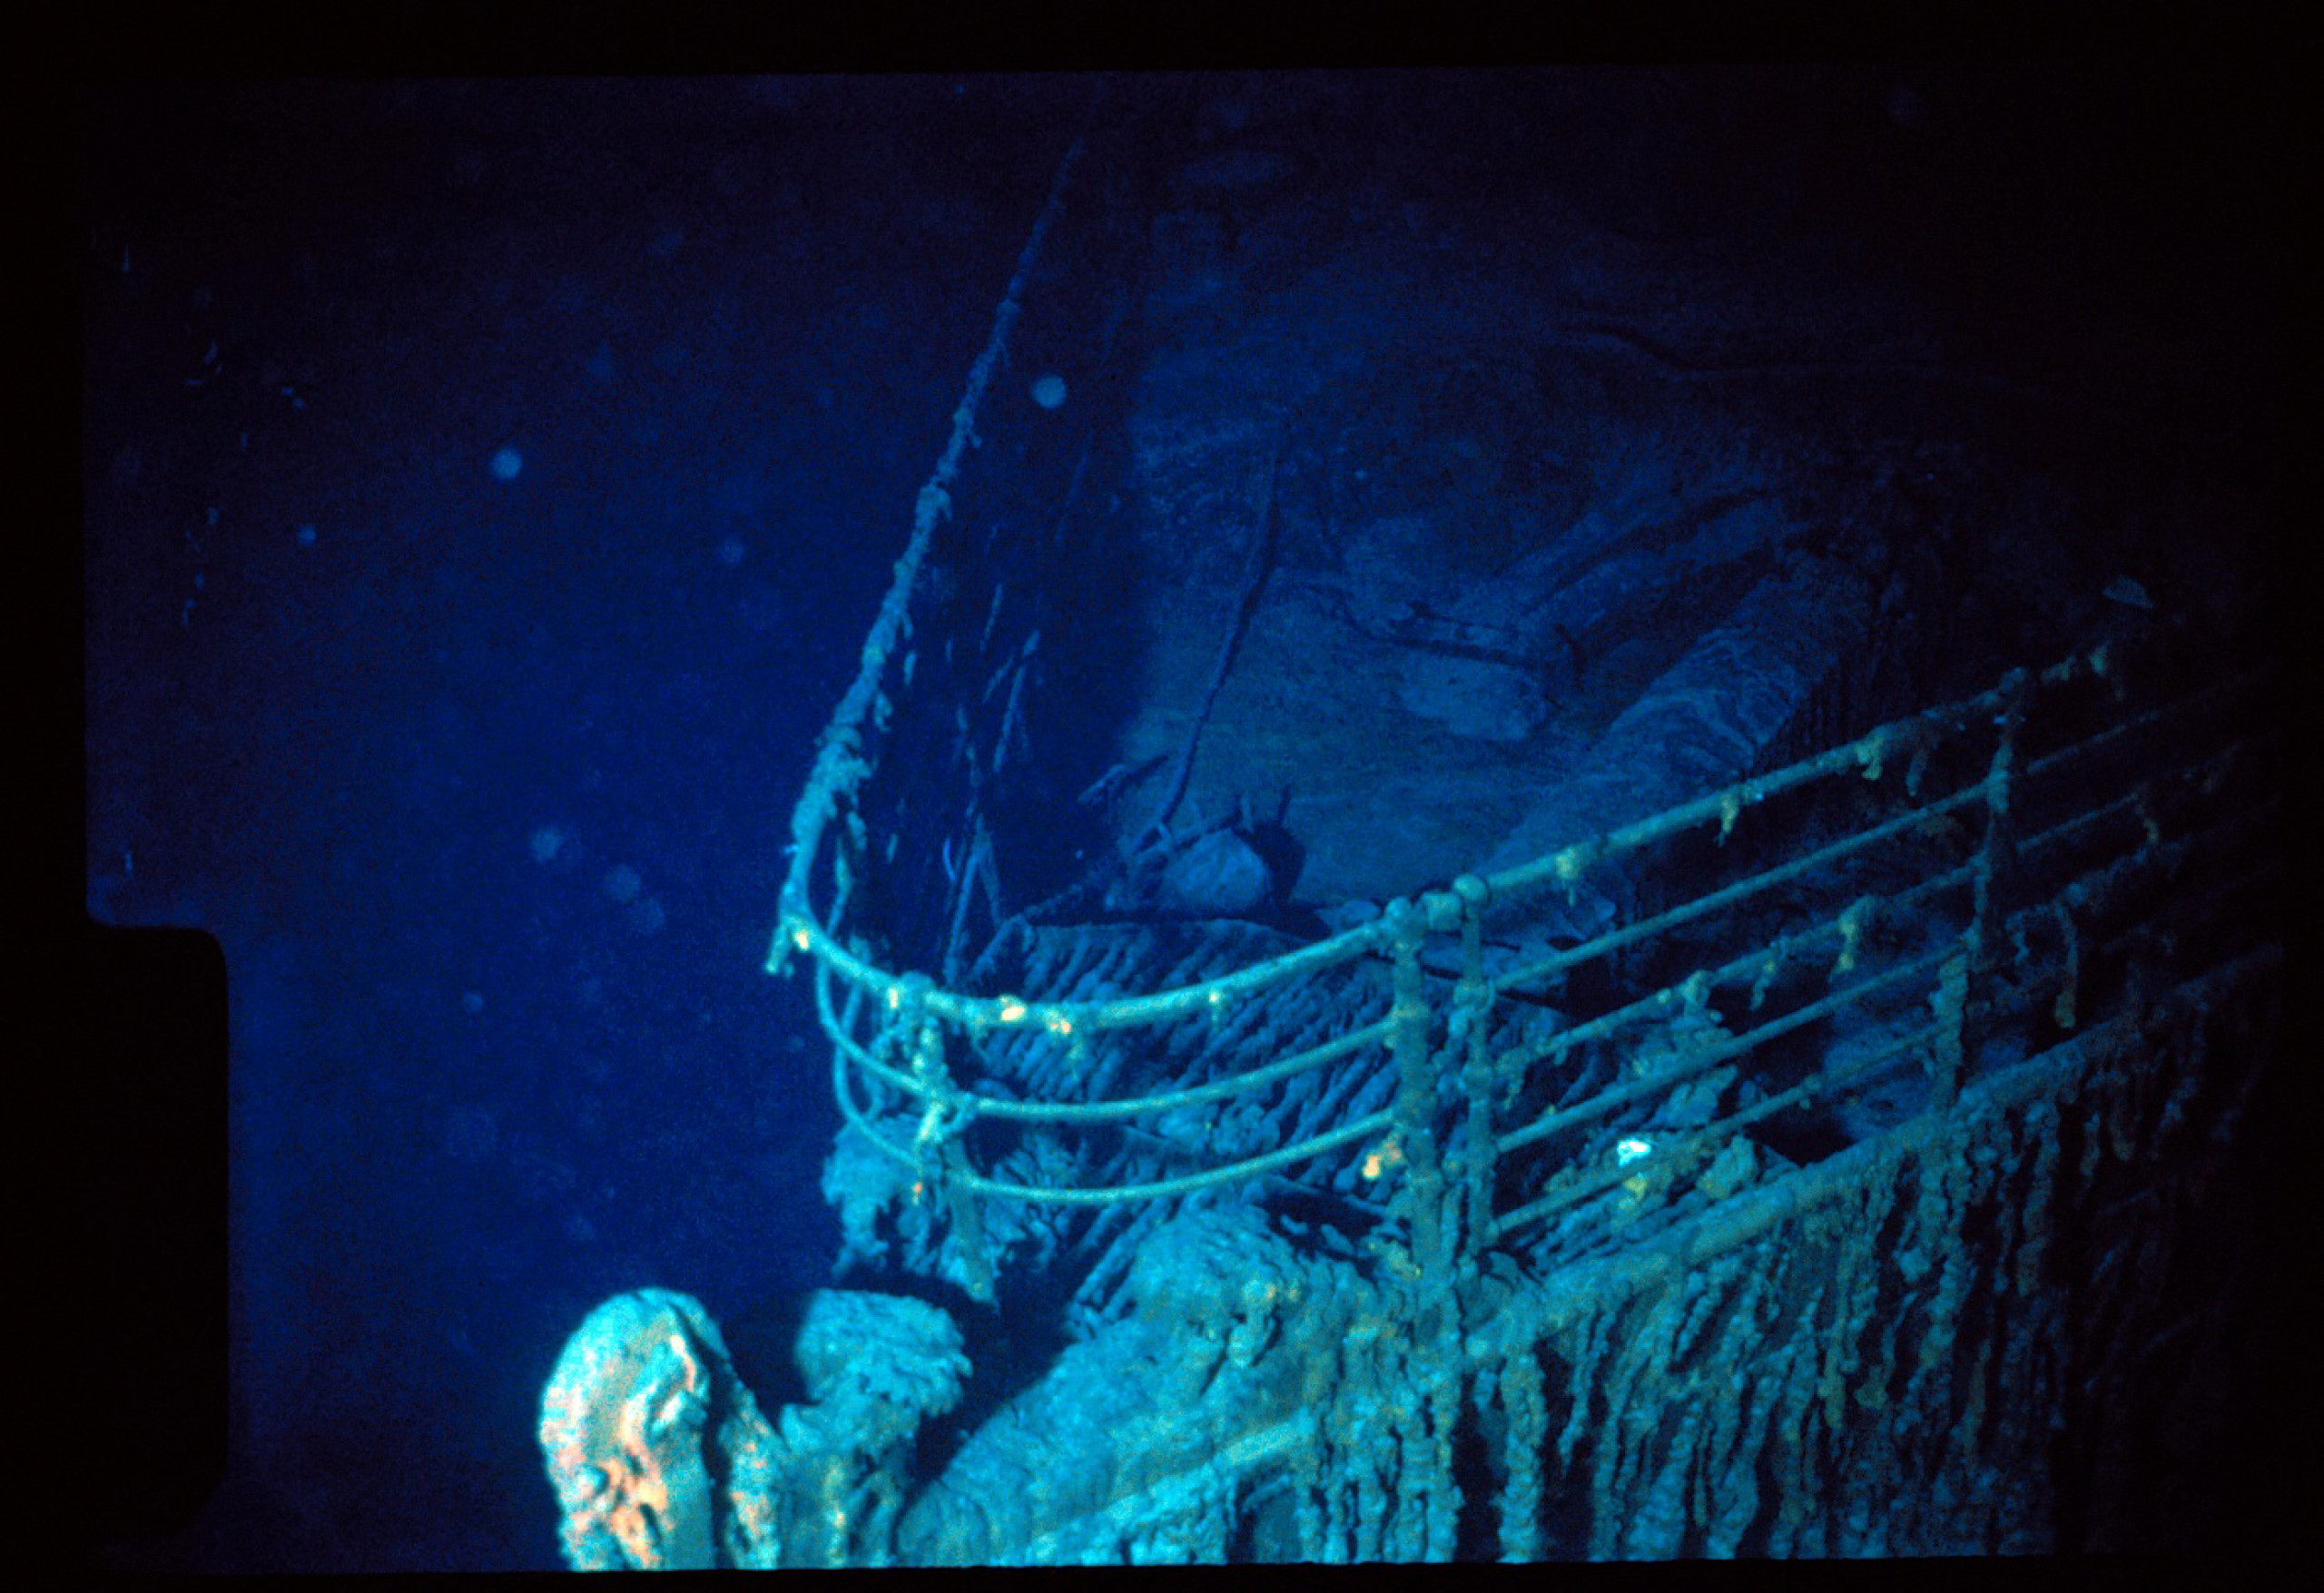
[777,606,2280,1304]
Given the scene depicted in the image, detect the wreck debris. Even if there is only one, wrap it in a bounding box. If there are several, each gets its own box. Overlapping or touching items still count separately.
[537,1287,970,1568]
[537,1289,782,1569]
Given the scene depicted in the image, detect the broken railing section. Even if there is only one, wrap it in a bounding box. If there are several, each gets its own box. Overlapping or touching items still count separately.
[783,630,2278,1304]
[767,103,1089,992]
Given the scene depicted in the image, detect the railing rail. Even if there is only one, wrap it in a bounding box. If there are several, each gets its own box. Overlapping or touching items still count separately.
[779,592,2279,1293]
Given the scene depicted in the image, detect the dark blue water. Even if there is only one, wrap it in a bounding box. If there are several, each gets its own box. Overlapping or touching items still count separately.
[79,77,1074,1570]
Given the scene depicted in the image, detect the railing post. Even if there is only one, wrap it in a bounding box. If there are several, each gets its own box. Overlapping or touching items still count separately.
[1946,668,2027,1107]
[1386,897,1449,1282]
[897,974,996,1304]
[1442,874,1498,1271]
